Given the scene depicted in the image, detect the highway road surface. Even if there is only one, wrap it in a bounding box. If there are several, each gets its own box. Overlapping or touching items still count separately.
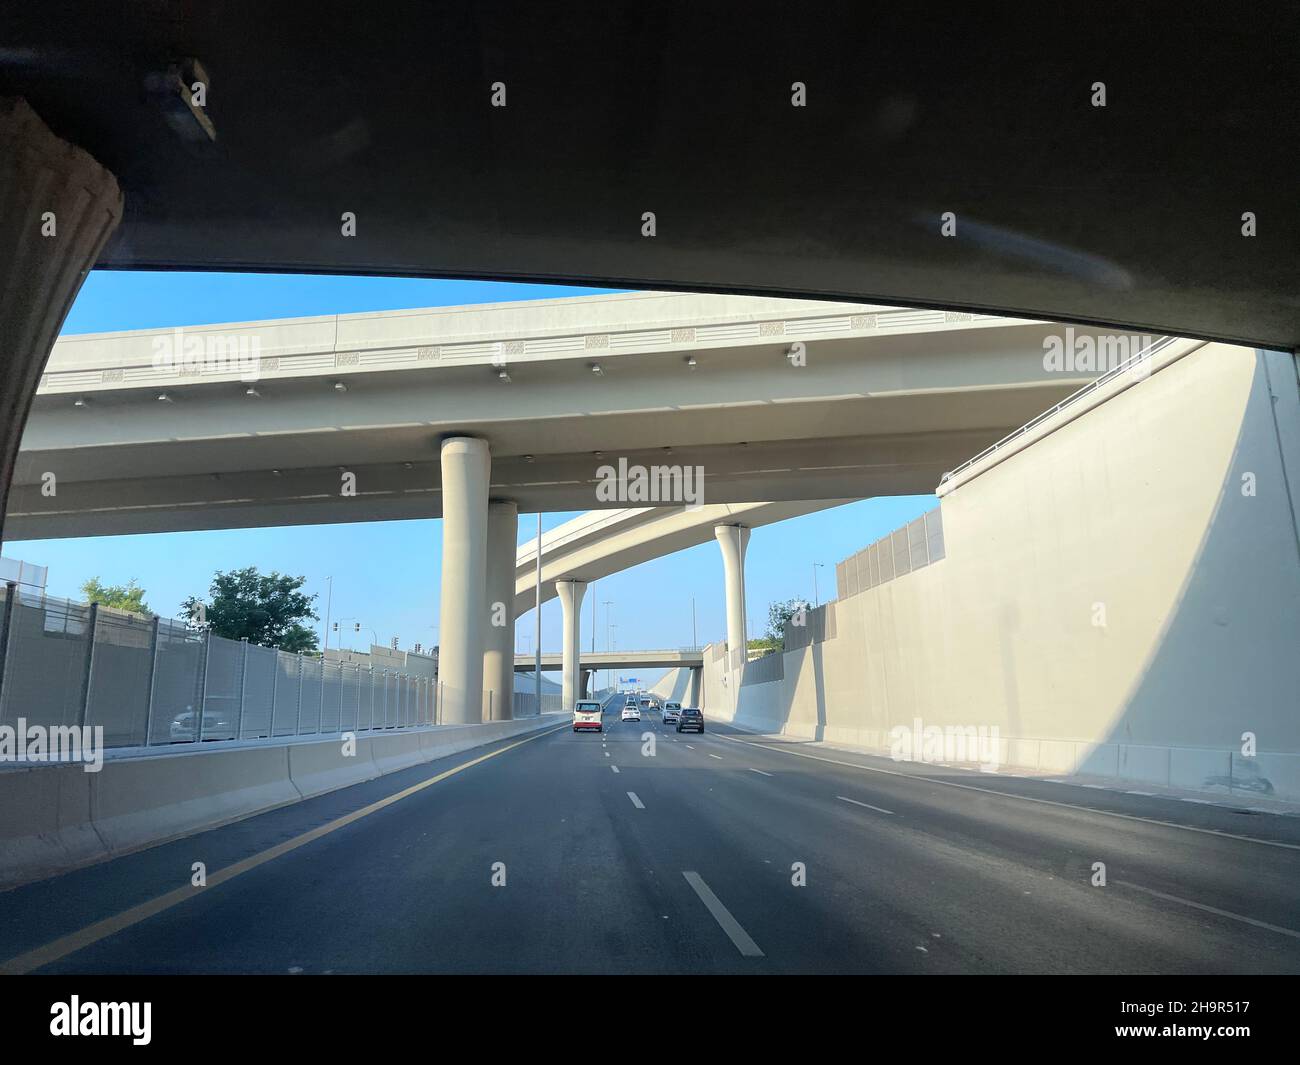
[3,694,1300,974]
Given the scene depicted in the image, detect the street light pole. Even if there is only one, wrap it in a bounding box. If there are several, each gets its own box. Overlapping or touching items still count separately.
[812,563,824,608]
[323,575,333,655]
[603,600,614,692]
[534,512,542,714]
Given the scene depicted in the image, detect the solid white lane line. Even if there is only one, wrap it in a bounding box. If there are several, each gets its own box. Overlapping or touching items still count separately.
[1115,880,1300,941]
[604,751,610,757]
[715,732,1300,852]
[611,766,620,774]
[748,767,773,777]
[837,795,894,815]
[708,753,722,760]
[682,872,764,958]
[627,791,645,809]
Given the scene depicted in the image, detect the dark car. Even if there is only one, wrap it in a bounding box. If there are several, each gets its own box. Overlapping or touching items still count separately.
[675,707,704,734]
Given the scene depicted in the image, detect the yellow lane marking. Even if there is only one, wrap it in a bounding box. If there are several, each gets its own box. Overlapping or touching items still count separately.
[1,723,568,974]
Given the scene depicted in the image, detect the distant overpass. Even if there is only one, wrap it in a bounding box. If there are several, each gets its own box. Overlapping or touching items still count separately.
[514,649,703,672]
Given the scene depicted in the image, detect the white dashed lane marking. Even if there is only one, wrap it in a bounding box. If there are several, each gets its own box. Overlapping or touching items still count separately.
[627,792,645,809]
[682,872,764,958]
[837,795,895,816]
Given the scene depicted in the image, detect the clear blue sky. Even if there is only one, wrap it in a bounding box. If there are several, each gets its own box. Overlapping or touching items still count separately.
[7,272,937,683]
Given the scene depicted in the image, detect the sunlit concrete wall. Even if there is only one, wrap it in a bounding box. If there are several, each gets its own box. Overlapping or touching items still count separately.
[703,343,1300,799]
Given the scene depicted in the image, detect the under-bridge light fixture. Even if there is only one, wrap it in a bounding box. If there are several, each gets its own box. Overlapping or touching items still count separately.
[589,362,603,376]
[245,386,260,397]
[685,355,697,369]
[73,396,89,408]
[332,381,348,393]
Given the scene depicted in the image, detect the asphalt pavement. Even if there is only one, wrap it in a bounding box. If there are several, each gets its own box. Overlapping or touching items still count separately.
[3,692,1299,974]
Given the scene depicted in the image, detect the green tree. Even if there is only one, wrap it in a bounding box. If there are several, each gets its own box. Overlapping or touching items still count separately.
[760,597,810,651]
[81,577,151,616]
[182,567,319,652]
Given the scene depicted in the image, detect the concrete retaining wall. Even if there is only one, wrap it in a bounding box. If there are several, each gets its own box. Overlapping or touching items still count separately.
[0,714,564,889]
[704,343,1300,800]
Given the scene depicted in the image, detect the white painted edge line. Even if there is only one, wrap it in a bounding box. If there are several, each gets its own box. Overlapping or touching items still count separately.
[714,732,1300,852]
[627,791,645,809]
[837,795,894,815]
[611,766,620,774]
[748,768,773,777]
[681,871,764,957]
[684,744,696,749]
[1116,880,1300,941]
[708,753,723,760]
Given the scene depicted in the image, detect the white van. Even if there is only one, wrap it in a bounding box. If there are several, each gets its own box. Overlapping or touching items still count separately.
[572,700,603,732]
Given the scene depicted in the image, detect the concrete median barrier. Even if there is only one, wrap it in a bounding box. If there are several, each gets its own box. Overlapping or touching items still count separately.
[288,734,381,799]
[91,743,301,858]
[0,713,565,888]
[0,762,106,889]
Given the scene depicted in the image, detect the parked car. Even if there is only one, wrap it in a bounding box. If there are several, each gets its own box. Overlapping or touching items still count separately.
[168,709,233,742]
[676,707,704,733]
[572,699,603,732]
[662,702,682,724]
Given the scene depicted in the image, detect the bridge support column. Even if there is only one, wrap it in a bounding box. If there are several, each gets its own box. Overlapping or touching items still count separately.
[482,499,518,721]
[439,437,490,724]
[580,669,592,698]
[0,98,123,542]
[714,524,751,661]
[555,578,587,712]
[688,666,702,707]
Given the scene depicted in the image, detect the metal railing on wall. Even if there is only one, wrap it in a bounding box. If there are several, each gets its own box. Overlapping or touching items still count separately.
[0,584,440,751]
[938,335,1178,486]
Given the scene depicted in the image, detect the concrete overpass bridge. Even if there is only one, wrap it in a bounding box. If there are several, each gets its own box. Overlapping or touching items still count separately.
[512,498,848,616]
[9,294,1110,540]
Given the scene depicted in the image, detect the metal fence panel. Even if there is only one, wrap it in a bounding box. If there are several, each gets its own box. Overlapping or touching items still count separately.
[361,668,375,730]
[320,660,342,733]
[926,508,946,562]
[834,506,946,601]
[273,652,300,737]
[343,666,360,732]
[241,643,277,738]
[891,528,911,577]
[741,651,784,686]
[908,515,929,570]
[151,620,205,745]
[201,635,241,741]
[299,657,322,734]
[84,607,154,748]
[0,591,92,734]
